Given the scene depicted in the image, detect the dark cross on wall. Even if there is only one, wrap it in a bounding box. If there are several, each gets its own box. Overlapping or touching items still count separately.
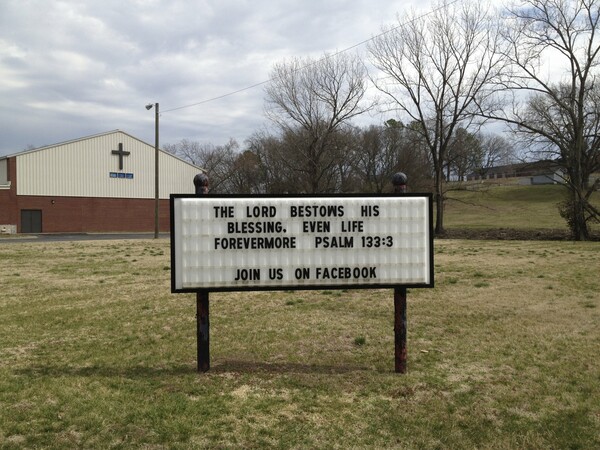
[111,143,130,170]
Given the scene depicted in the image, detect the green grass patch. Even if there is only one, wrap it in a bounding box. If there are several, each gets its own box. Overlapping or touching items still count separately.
[353,336,367,346]
[445,184,600,233]
[1,239,599,448]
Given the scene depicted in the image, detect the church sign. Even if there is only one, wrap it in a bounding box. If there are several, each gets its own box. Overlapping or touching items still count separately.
[170,194,433,292]
[109,143,134,179]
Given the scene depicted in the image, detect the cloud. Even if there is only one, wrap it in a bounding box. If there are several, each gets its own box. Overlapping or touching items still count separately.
[0,0,429,155]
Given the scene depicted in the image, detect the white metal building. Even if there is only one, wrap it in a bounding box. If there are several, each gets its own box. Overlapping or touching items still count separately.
[0,130,203,233]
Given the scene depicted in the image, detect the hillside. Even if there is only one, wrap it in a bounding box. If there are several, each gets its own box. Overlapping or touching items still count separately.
[443,183,599,239]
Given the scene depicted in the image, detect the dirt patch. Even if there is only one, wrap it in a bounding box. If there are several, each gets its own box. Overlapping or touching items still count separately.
[438,228,599,241]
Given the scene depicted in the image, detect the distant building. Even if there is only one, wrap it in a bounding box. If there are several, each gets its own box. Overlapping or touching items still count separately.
[0,130,203,234]
[466,160,565,185]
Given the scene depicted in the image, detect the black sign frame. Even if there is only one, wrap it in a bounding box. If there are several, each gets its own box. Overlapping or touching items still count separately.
[170,193,434,293]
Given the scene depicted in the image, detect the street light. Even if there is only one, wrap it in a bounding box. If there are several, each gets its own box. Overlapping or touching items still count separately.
[146,102,159,239]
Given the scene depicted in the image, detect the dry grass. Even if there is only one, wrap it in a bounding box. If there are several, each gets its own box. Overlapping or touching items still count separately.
[445,184,600,233]
[0,238,599,448]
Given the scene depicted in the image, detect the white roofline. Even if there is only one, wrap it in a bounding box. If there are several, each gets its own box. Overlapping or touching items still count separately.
[0,130,204,172]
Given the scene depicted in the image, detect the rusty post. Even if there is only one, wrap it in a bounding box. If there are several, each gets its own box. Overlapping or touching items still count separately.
[196,291,209,372]
[393,172,408,373]
[194,173,210,372]
[394,287,407,373]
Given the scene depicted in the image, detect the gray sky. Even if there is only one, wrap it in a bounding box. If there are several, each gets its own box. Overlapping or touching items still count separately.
[0,0,438,156]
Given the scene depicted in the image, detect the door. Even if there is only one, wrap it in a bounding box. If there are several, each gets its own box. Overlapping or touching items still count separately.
[21,209,42,233]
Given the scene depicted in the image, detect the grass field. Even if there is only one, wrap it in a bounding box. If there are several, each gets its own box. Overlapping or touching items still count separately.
[445,184,600,233]
[1,238,599,449]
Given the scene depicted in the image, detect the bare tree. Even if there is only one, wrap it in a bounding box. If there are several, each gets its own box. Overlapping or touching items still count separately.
[352,120,431,193]
[354,123,403,193]
[264,52,374,193]
[228,150,265,194]
[246,131,302,193]
[368,0,504,234]
[483,0,600,239]
[163,139,205,166]
[473,133,516,178]
[446,128,482,181]
[164,138,240,193]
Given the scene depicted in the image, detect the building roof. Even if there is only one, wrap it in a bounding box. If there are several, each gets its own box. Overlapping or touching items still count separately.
[0,130,203,172]
[487,160,562,175]
[468,159,564,178]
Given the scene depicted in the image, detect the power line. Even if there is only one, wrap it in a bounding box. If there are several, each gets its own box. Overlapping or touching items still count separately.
[161,0,464,114]
[162,79,271,113]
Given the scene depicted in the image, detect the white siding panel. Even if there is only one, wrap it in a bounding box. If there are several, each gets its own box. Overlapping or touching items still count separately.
[0,159,7,184]
[160,151,199,197]
[17,131,201,198]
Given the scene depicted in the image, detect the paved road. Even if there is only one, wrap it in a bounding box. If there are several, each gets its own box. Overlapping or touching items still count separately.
[0,233,170,243]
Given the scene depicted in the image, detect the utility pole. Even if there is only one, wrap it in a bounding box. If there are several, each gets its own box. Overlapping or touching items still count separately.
[146,102,159,239]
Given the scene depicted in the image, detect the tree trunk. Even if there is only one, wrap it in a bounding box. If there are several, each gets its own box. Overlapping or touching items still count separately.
[566,163,591,241]
[434,167,445,235]
[572,191,590,241]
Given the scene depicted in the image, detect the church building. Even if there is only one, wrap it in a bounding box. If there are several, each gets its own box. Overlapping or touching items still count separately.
[0,130,202,234]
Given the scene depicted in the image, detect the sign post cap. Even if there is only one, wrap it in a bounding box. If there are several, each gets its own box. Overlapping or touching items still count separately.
[193,173,209,194]
[392,172,408,187]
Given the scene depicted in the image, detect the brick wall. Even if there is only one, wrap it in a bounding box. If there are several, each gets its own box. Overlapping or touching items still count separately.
[13,195,171,233]
[0,156,172,233]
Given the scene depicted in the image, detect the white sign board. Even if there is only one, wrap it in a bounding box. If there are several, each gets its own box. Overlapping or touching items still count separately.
[170,195,433,292]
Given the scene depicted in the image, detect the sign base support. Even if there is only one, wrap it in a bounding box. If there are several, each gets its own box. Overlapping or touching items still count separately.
[197,291,210,372]
[394,287,407,373]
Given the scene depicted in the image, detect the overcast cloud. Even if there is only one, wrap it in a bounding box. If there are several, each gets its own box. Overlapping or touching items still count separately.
[0,0,443,156]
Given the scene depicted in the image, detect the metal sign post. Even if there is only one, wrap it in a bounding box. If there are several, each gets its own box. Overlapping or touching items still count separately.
[171,172,433,374]
[193,174,210,372]
[393,172,408,374]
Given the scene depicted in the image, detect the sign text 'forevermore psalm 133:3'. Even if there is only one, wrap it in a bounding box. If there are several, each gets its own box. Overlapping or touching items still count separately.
[170,194,433,292]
